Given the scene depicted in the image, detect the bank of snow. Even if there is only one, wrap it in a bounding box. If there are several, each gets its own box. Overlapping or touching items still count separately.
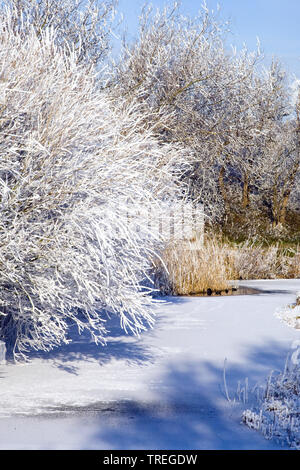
[275,295,300,330]
[0,279,299,450]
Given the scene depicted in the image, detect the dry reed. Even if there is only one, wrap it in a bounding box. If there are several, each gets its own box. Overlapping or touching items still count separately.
[154,235,300,296]
[153,237,231,295]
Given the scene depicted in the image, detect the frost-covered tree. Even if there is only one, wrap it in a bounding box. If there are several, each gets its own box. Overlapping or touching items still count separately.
[110,2,265,218]
[1,0,118,65]
[110,2,299,232]
[0,14,188,361]
[233,62,299,230]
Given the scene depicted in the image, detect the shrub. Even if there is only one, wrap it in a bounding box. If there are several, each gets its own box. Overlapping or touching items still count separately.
[0,17,185,360]
[242,353,300,449]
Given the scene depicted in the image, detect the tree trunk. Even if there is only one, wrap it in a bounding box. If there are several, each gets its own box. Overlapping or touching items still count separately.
[271,182,279,227]
[278,160,299,226]
[278,192,290,225]
[242,172,250,208]
[219,166,228,208]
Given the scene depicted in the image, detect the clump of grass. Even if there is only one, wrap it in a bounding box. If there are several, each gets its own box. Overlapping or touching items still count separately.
[275,293,300,330]
[242,354,300,449]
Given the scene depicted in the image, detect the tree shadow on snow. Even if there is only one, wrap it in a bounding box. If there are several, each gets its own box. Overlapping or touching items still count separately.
[25,296,180,371]
[10,294,297,449]
[27,312,155,373]
[75,340,294,450]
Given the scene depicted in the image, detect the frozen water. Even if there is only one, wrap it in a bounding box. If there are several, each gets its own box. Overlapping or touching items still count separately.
[0,279,299,449]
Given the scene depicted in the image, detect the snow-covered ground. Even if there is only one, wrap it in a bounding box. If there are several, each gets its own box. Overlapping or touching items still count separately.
[0,279,299,450]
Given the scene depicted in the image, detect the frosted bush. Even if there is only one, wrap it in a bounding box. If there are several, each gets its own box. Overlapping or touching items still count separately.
[242,359,300,449]
[1,0,118,66]
[275,305,300,330]
[228,242,281,280]
[0,16,188,360]
[275,293,300,330]
[243,296,300,450]
[224,241,300,280]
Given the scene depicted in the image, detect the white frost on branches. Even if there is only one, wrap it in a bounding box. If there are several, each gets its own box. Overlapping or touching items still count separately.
[0,14,189,360]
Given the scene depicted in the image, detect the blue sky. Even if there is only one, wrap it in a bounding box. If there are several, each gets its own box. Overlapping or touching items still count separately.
[117,0,300,78]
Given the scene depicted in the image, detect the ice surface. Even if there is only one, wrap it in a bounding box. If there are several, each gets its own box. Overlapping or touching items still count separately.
[0,279,299,449]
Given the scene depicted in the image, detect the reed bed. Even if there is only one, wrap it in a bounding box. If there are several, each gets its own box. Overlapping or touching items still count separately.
[153,235,300,296]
